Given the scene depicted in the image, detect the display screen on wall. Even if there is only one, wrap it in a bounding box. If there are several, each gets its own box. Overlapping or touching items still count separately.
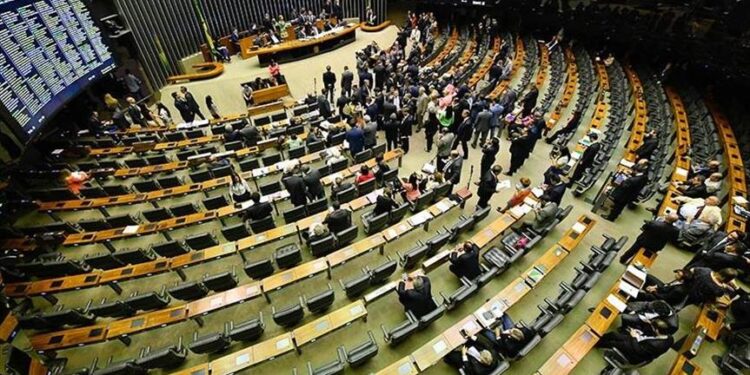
[0,0,116,140]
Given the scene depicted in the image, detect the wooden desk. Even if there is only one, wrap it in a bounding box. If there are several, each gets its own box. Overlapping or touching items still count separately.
[0,314,19,343]
[262,258,329,292]
[537,348,577,374]
[425,29,458,68]
[292,301,367,347]
[469,37,501,88]
[326,234,386,267]
[547,48,578,129]
[30,324,107,352]
[209,332,295,375]
[668,355,703,375]
[105,306,187,339]
[622,66,648,163]
[170,364,209,375]
[360,20,391,32]
[413,317,479,371]
[252,84,292,106]
[248,100,285,117]
[562,326,599,362]
[247,24,358,66]
[375,356,418,375]
[186,283,261,317]
[166,62,224,83]
[0,238,37,252]
[488,36,524,100]
[535,43,550,88]
[585,297,622,335]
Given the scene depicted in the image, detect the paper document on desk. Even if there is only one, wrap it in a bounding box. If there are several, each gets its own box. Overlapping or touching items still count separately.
[510,204,533,217]
[623,265,647,287]
[496,179,511,191]
[252,167,270,177]
[523,196,537,207]
[572,222,587,234]
[607,294,628,312]
[435,199,453,213]
[618,280,640,298]
[408,211,432,226]
[531,187,544,198]
[619,159,635,169]
[675,167,688,178]
[123,225,140,234]
[366,189,383,203]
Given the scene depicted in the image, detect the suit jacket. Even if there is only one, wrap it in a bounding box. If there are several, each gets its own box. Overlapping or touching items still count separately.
[239,125,259,146]
[397,276,437,318]
[437,133,456,158]
[246,201,273,221]
[283,175,307,206]
[449,243,482,279]
[495,326,535,358]
[303,170,325,198]
[545,183,567,206]
[532,202,558,231]
[444,157,463,185]
[474,110,493,132]
[457,118,473,141]
[637,219,679,251]
[477,171,498,197]
[317,96,332,118]
[324,209,352,233]
[346,127,365,154]
[323,71,336,86]
[618,335,673,364]
[341,71,354,88]
[363,122,378,146]
[373,195,397,216]
[460,333,501,375]
[611,174,647,203]
[579,142,601,167]
[383,118,400,139]
[636,138,658,160]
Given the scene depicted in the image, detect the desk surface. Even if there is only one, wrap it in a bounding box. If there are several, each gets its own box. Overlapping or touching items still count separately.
[244,24,358,58]
[292,301,367,347]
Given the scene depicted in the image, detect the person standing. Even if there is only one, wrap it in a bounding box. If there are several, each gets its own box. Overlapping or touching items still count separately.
[436,127,455,171]
[443,150,464,186]
[323,65,336,102]
[568,132,601,186]
[620,214,680,265]
[205,96,220,119]
[268,59,283,84]
[480,137,500,177]
[346,123,365,156]
[424,108,439,153]
[416,87,429,132]
[123,69,143,100]
[317,89,333,119]
[453,109,472,159]
[180,86,205,120]
[506,128,530,176]
[126,97,147,127]
[383,113,400,151]
[606,165,648,221]
[282,169,308,207]
[341,66,354,98]
[471,106,493,148]
[476,165,503,209]
[449,241,482,280]
[399,108,414,154]
[302,165,325,200]
[242,84,253,107]
[172,92,193,123]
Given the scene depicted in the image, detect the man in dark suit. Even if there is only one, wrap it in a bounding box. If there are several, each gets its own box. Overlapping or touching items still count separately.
[620,214,679,264]
[505,128,530,176]
[606,165,648,221]
[397,275,438,319]
[595,319,674,365]
[373,62,386,89]
[317,89,333,119]
[239,123,259,146]
[636,131,659,160]
[453,109,473,158]
[373,186,398,215]
[443,150,464,185]
[180,86,205,120]
[449,241,482,280]
[476,165,502,209]
[471,107,493,148]
[345,123,365,156]
[245,192,273,221]
[301,165,325,200]
[323,201,352,233]
[341,66,354,98]
[544,174,567,206]
[322,66,336,102]
[282,171,307,207]
[568,132,601,187]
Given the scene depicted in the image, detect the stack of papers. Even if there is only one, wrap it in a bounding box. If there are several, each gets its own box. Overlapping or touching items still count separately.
[510,204,532,217]
[572,222,587,234]
[531,187,545,198]
[496,179,511,191]
[607,294,628,312]
[675,167,688,178]
[623,265,647,288]
[366,189,383,203]
[435,199,453,213]
[123,225,140,234]
[618,280,639,298]
[408,211,432,226]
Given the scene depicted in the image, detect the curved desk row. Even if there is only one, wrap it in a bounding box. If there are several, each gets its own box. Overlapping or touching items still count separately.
[657,88,691,217]
[243,24,359,66]
[359,21,391,32]
[488,36,524,100]
[622,66,648,164]
[166,63,224,84]
[424,29,458,68]
[547,47,578,129]
[468,37,501,88]
[535,43,550,88]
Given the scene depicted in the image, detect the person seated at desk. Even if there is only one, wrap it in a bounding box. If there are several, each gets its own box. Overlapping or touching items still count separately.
[87,111,117,136]
[230,173,252,203]
[444,330,500,375]
[307,222,330,243]
[224,124,241,142]
[449,241,482,280]
[620,300,677,335]
[690,159,721,179]
[499,177,532,213]
[253,32,271,48]
[704,172,724,195]
[331,177,353,197]
[302,10,316,24]
[307,127,324,145]
[285,133,303,149]
[244,192,274,222]
[323,201,352,233]
[633,269,693,306]
[214,42,231,62]
[355,165,375,185]
[423,172,445,192]
[230,27,240,49]
[401,173,422,202]
[527,195,558,232]
[397,274,437,319]
[298,22,319,38]
[489,322,535,359]
[322,19,335,32]
[672,175,709,199]
[373,186,399,216]
[252,77,270,90]
[595,319,674,365]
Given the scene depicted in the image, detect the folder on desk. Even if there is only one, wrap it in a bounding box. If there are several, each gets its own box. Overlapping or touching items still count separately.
[122,225,140,235]
[618,280,640,298]
[531,187,544,198]
[572,222,587,234]
[622,265,647,288]
[408,211,431,226]
[607,294,628,312]
[619,159,635,169]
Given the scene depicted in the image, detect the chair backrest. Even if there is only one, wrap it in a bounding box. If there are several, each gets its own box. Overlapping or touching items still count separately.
[412,190,435,211]
[84,252,122,270]
[388,203,409,224]
[334,226,358,247]
[307,348,346,375]
[354,149,373,164]
[271,112,288,122]
[288,146,306,159]
[203,268,239,292]
[185,129,204,139]
[203,194,230,210]
[221,222,251,241]
[78,219,111,232]
[105,214,140,228]
[335,186,357,204]
[432,182,452,200]
[304,286,335,314]
[188,332,231,354]
[168,281,209,301]
[184,233,218,250]
[262,153,282,167]
[157,176,182,188]
[124,291,170,312]
[189,168,213,183]
[330,158,348,173]
[426,231,451,255]
[372,143,386,157]
[381,168,399,184]
[340,272,370,299]
[113,248,155,265]
[135,338,188,370]
[399,244,430,269]
[125,158,148,168]
[368,259,397,284]
[283,205,308,224]
[472,206,491,224]
[310,235,336,257]
[357,178,376,196]
[169,203,198,217]
[272,302,305,328]
[243,258,274,280]
[133,180,161,193]
[307,140,325,153]
[342,330,379,367]
[306,197,328,215]
[363,211,389,234]
[143,207,172,223]
[287,125,304,135]
[176,149,198,161]
[165,132,186,141]
[211,164,234,178]
[88,300,135,318]
[274,244,302,269]
[227,314,265,342]
[250,216,276,234]
[80,186,108,198]
[329,132,346,146]
[146,155,169,165]
[224,140,244,151]
[239,158,261,172]
[259,181,281,196]
[254,116,271,126]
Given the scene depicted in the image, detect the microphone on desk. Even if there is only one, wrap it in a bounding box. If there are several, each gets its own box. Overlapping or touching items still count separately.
[313,78,317,94]
[467,165,474,189]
